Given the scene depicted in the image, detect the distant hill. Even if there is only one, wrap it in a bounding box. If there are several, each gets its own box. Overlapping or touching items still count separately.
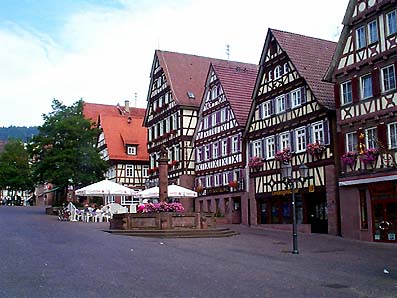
[0,126,39,141]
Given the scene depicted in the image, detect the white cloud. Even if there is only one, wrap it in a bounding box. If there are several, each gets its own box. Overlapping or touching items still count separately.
[0,0,347,127]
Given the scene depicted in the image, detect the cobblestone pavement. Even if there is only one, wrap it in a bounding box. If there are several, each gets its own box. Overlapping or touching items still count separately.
[0,206,396,298]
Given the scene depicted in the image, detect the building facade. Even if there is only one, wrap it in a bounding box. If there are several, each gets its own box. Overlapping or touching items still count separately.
[325,0,397,242]
[194,62,258,224]
[246,29,339,234]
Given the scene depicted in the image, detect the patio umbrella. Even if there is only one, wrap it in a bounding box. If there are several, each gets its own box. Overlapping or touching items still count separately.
[137,185,197,198]
[75,179,137,196]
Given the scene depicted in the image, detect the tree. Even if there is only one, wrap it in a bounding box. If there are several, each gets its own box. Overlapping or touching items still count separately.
[0,139,34,194]
[27,99,108,202]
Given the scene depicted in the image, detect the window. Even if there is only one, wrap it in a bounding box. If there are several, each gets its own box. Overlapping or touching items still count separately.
[386,10,397,36]
[274,65,283,79]
[382,65,396,92]
[174,145,180,161]
[222,139,228,156]
[126,165,134,177]
[223,172,228,186]
[275,95,286,113]
[211,86,218,99]
[367,20,378,44]
[361,75,373,99]
[356,26,366,49]
[280,133,290,150]
[127,146,137,155]
[365,127,377,149]
[212,113,217,126]
[284,63,289,74]
[143,165,149,177]
[262,101,271,118]
[206,176,211,188]
[214,174,220,187]
[204,145,210,160]
[203,116,209,129]
[388,122,397,149]
[197,147,202,162]
[291,88,302,108]
[312,122,324,143]
[213,143,219,159]
[295,127,306,153]
[232,136,239,153]
[265,136,275,159]
[346,132,358,152]
[268,71,273,81]
[341,81,353,105]
[221,108,227,122]
[253,140,262,157]
[173,113,179,130]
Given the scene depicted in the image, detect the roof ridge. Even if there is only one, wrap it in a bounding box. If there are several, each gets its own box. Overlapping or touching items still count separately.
[270,28,336,45]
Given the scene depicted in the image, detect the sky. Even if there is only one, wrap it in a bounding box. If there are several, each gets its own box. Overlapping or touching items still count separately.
[0,0,348,127]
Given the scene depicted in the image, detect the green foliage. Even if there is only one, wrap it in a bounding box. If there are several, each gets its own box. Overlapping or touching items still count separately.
[27,99,108,198]
[0,139,34,192]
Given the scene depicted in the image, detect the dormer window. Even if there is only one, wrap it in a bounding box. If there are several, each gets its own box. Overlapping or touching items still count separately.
[187,91,195,99]
[274,65,282,79]
[127,145,137,155]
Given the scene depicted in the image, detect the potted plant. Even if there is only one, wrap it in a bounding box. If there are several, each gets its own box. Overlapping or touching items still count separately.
[275,147,292,164]
[359,148,379,166]
[341,151,358,168]
[228,180,238,188]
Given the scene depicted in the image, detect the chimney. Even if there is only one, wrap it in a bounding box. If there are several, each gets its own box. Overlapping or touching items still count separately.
[124,100,130,113]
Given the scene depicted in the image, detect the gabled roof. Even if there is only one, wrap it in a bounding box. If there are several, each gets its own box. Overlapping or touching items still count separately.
[154,50,256,108]
[268,29,337,109]
[212,63,258,126]
[100,115,148,161]
[83,102,148,162]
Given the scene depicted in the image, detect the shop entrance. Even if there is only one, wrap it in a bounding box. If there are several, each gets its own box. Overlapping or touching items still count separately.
[372,200,397,242]
[306,193,328,234]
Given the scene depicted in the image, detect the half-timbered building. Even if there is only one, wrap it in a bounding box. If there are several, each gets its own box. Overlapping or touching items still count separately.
[194,62,258,224]
[84,101,149,208]
[325,0,397,242]
[144,50,248,211]
[246,29,338,234]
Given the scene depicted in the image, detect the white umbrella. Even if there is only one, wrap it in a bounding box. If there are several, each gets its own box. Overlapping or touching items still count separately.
[75,179,137,196]
[137,185,197,198]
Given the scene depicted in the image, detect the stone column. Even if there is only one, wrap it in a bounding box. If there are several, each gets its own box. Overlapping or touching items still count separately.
[158,145,169,202]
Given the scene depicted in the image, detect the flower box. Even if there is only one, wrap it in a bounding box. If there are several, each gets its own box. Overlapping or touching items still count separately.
[275,147,292,163]
[306,142,326,157]
[341,151,358,166]
[248,156,264,169]
[228,180,238,188]
[359,148,379,165]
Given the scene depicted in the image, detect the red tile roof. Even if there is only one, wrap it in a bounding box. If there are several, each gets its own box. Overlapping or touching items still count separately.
[212,64,258,126]
[156,50,257,108]
[83,102,148,162]
[270,29,337,109]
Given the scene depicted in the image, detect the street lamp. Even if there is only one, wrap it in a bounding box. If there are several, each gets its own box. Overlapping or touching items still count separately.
[281,163,309,254]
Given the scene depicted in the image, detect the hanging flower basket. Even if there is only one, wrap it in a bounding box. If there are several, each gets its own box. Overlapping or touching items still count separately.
[359,148,379,165]
[341,151,358,166]
[275,147,292,164]
[306,142,326,157]
[248,156,264,170]
[228,180,238,188]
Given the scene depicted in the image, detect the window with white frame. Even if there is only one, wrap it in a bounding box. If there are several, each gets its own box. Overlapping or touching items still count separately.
[253,140,262,157]
[197,147,202,162]
[388,122,397,149]
[268,71,273,81]
[365,127,377,149]
[312,122,324,143]
[381,64,396,92]
[174,145,180,160]
[222,139,228,156]
[223,172,228,186]
[265,136,275,159]
[274,65,283,79]
[211,86,218,100]
[166,117,170,132]
[143,165,149,177]
[295,127,306,153]
[232,136,239,153]
[356,26,366,49]
[173,113,178,130]
[361,74,373,99]
[280,132,290,150]
[262,101,271,118]
[126,165,134,177]
[212,113,217,126]
[213,143,219,159]
[204,145,210,160]
[284,63,289,74]
[221,108,227,122]
[291,88,302,108]
[127,146,137,155]
[276,95,286,113]
[367,20,378,44]
[386,10,397,36]
[341,81,353,105]
[206,176,211,188]
[214,174,220,186]
[346,132,358,152]
[203,116,209,129]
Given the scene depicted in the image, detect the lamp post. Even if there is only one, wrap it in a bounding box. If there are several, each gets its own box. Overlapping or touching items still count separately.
[280,163,309,254]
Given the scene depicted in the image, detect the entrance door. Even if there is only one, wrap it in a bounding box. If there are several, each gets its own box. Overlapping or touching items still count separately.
[232,198,241,224]
[307,194,328,234]
[372,200,397,242]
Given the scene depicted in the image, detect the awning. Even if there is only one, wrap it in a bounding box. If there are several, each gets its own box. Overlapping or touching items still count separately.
[339,175,397,186]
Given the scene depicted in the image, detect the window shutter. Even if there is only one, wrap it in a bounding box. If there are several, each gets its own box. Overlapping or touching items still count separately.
[301,87,306,104]
[338,133,345,155]
[261,138,266,159]
[210,175,214,187]
[323,119,330,145]
[209,144,212,159]
[270,99,274,115]
[372,68,381,97]
[227,137,231,154]
[216,111,221,123]
[249,142,253,158]
[352,77,359,103]
[334,84,341,108]
[377,123,387,148]
[275,134,280,151]
[306,126,312,144]
[286,93,291,109]
[290,130,295,152]
[238,134,241,151]
[258,104,263,119]
[228,171,233,183]
[208,114,212,128]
